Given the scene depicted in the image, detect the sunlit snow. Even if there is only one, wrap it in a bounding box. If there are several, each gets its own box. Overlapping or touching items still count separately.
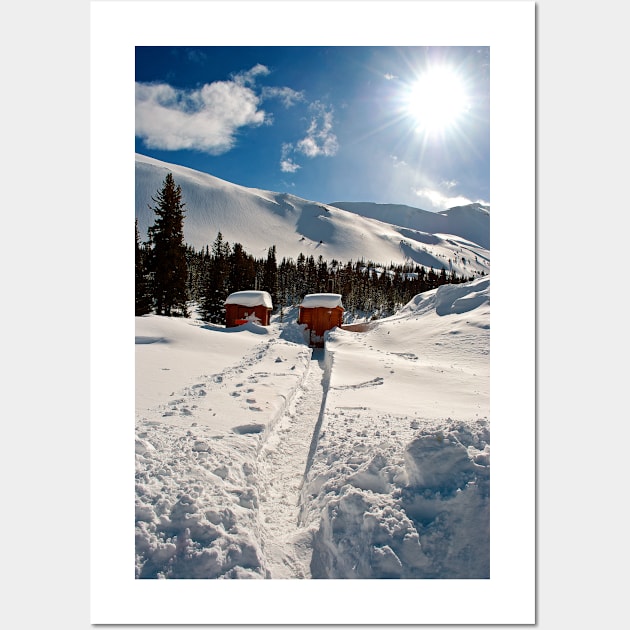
[135,278,489,579]
[136,153,491,274]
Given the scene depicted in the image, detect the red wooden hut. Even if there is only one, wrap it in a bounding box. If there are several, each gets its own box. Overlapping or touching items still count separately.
[298,293,344,347]
[224,290,273,327]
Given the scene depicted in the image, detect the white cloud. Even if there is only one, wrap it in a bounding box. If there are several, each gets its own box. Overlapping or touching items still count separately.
[296,102,339,158]
[233,63,270,86]
[413,187,473,210]
[384,73,398,80]
[280,159,301,173]
[390,155,407,168]
[262,86,305,108]
[440,179,458,190]
[135,77,267,154]
[280,142,301,173]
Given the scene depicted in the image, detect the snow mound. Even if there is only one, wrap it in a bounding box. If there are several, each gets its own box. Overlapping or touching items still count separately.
[306,421,490,579]
[434,278,490,316]
[300,293,344,309]
[225,290,273,308]
[223,321,270,334]
[399,275,490,318]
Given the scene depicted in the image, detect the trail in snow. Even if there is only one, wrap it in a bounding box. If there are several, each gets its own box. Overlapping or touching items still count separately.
[257,349,327,579]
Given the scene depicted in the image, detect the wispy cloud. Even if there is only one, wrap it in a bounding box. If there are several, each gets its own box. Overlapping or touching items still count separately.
[280,159,301,173]
[296,101,339,158]
[440,179,458,190]
[186,49,208,64]
[384,73,398,80]
[280,143,301,173]
[262,86,305,108]
[233,63,270,86]
[390,155,407,168]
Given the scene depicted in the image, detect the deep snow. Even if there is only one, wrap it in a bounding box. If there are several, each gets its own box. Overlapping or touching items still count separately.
[134,277,489,580]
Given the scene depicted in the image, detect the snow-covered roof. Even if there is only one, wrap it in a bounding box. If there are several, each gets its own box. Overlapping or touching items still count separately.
[300,293,344,309]
[225,290,273,308]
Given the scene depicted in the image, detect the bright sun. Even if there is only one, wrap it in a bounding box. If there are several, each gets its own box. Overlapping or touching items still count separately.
[406,66,470,135]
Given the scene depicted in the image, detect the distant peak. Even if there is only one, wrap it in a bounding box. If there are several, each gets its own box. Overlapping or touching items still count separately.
[441,202,490,215]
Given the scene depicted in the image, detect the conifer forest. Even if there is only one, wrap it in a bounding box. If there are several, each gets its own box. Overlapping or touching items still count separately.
[136,174,481,323]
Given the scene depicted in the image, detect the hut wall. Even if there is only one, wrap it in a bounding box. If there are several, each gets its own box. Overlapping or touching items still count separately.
[298,306,344,346]
[225,303,270,327]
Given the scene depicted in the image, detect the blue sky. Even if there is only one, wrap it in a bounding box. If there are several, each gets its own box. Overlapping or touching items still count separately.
[135,46,489,212]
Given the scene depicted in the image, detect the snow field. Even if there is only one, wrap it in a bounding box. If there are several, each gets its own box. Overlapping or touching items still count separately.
[300,283,490,578]
[135,277,490,579]
[135,318,314,578]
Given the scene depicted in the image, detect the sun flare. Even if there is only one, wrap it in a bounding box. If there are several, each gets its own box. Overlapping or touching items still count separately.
[405,66,470,135]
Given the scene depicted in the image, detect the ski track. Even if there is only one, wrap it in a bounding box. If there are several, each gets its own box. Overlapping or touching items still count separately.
[257,349,327,578]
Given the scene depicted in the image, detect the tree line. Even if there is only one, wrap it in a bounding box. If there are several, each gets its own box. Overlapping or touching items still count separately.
[136,173,480,324]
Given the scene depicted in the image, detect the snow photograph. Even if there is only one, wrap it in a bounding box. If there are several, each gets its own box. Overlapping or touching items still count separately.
[133,44,491,581]
[91,1,534,624]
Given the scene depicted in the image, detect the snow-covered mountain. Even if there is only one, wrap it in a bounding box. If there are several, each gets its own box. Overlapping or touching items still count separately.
[329,200,490,250]
[136,154,490,277]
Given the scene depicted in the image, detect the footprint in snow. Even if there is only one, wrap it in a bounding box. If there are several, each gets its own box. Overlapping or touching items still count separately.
[233,423,265,435]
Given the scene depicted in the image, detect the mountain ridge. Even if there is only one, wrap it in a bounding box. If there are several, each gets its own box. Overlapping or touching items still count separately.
[135,154,490,277]
[328,201,489,250]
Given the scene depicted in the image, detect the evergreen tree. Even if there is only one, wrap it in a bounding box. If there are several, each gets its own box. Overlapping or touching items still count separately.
[135,219,152,315]
[296,253,307,299]
[262,245,278,306]
[200,231,230,323]
[147,173,188,316]
[438,267,448,286]
[229,242,256,293]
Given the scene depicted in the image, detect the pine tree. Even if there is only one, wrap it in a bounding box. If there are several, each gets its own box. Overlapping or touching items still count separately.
[262,245,278,307]
[438,267,448,286]
[146,173,188,316]
[296,253,307,300]
[135,219,152,315]
[229,242,256,293]
[200,231,230,323]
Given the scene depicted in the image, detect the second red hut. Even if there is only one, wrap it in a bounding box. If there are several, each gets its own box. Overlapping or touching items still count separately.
[298,293,344,347]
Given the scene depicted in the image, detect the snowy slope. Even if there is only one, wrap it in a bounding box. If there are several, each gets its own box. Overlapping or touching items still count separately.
[329,200,490,250]
[135,277,489,579]
[136,154,490,277]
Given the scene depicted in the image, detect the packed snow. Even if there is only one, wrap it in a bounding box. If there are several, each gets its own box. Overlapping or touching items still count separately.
[135,277,489,580]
